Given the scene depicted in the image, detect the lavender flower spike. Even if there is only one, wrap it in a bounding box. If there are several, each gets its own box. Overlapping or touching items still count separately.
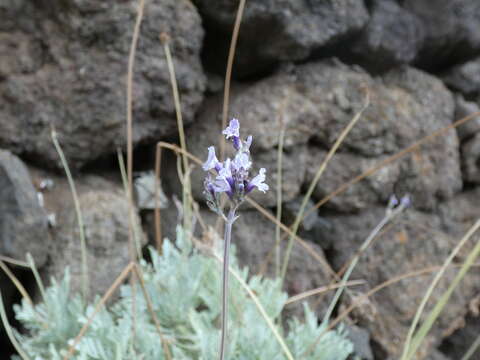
[202,118,268,360]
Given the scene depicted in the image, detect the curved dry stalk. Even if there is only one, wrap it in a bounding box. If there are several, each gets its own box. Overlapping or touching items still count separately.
[160,32,193,235]
[401,217,480,359]
[0,289,31,360]
[126,0,146,345]
[324,263,480,341]
[0,255,30,268]
[0,260,33,307]
[219,0,246,161]
[285,280,365,305]
[461,333,480,360]
[126,0,145,263]
[154,143,164,251]
[280,87,370,283]
[51,128,88,299]
[26,253,46,301]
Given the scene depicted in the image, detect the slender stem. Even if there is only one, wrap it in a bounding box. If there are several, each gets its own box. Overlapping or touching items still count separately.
[219,207,236,360]
[51,128,89,300]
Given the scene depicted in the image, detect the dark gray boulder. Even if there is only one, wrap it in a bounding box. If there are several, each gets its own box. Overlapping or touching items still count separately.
[0,150,49,266]
[0,0,206,169]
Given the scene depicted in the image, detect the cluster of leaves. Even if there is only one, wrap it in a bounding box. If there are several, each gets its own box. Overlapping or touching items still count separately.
[12,228,354,360]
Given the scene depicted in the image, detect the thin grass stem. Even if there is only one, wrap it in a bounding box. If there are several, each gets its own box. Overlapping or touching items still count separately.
[26,253,46,301]
[0,255,30,268]
[400,217,480,360]
[275,125,286,278]
[117,149,143,260]
[160,33,193,235]
[280,88,370,283]
[461,333,480,360]
[0,260,33,307]
[303,198,408,357]
[285,280,365,305]
[51,128,89,299]
[154,144,164,251]
[219,0,246,161]
[406,219,480,360]
[0,289,31,360]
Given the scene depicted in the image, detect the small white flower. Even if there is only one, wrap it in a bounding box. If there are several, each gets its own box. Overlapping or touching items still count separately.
[222,118,240,139]
[248,168,269,193]
[203,146,220,171]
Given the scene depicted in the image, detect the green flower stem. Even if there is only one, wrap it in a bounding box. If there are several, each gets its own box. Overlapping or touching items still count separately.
[219,206,237,360]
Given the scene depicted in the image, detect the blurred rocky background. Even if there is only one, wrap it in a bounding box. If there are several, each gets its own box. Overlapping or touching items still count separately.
[1,0,480,359]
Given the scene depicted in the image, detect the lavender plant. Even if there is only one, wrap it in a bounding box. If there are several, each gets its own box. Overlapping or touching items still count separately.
[202,118,269,360]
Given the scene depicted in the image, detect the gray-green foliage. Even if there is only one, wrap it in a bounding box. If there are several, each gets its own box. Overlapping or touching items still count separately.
[12,228,354,359]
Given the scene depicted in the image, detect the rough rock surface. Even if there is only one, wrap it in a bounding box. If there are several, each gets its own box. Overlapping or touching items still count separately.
[440,314,480,359]
[443,57,480,98]
[0,0,206,168]
[453,94,480,141]
[320,189,480,358]
[0,150,49,266]
[403,0,480,69]
[461,133,480,184]
[195,0,369,77]
[351,0,425,71]
[43,174,146,298]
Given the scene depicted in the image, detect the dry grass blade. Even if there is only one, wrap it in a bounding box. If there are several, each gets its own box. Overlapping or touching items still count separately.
[63,262,135,360]
[126,0,145,345]
[51,127,89,299]
[303,200,409,357]
[401,217,480,360]
[461,333,480,360]
[406,219,480,359]
[0,289,31,360]
[325,263,480,338]
[280,87,370,282]
[0,255,30,268]
[133,264,172,360]
[125,0,145,263]
[285,280,365,305]
[154,143,164,251]
[219,0,246,161]
[160,32,193,235]
[0,260,33,307]
[26,253,46,301]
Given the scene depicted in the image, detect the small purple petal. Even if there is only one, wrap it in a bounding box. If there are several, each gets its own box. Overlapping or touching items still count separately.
[233,152,251,171]
[400,195,411,207]
[233,136,241,150]
[246,168,269,193]
[203,146,219,171]
[222,118,240,139]
[244,135,253,150]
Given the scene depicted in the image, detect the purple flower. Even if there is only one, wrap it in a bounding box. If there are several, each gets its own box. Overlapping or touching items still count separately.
[246,168,269,193]
[203,118,268,210]
[222,118,240,140]
[203,146,221,171]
